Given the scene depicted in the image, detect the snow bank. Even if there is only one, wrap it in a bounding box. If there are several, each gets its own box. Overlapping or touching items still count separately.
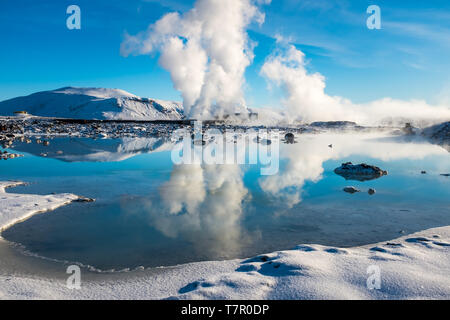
[1,226,449,300]
[0,181,79,232]
[172,231,450,300]
[0,87,184,120]
[0,181,449,300]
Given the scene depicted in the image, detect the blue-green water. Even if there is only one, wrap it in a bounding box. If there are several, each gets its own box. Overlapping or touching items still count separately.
[1,133,449,270]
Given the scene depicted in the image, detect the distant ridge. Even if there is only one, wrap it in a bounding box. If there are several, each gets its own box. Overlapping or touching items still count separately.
[0,87,184,120]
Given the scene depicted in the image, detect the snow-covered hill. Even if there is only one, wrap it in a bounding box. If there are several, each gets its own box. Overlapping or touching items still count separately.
[0,87,184,120]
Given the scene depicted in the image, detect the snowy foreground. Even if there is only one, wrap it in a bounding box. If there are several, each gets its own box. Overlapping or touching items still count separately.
[0,181,449,300]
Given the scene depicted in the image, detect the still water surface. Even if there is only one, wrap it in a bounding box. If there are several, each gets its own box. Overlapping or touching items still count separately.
[1,132,449,270]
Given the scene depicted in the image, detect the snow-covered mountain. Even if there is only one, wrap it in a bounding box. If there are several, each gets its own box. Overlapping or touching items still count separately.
[0,87,184,120]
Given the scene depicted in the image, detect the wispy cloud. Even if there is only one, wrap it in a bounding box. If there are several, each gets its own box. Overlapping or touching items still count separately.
[141,0,193,11]
[383,21,450,46]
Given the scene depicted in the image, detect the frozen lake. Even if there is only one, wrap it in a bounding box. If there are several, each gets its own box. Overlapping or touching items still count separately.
[1,132,449,270]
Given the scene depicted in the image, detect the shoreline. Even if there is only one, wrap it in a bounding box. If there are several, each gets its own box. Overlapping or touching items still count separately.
[0,181,81,233]
[0,181,449,299]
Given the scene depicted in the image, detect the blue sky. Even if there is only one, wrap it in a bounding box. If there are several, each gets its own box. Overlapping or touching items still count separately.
[0,0,449,107]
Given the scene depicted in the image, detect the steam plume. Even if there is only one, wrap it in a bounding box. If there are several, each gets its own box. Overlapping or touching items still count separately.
[121,0,270,119]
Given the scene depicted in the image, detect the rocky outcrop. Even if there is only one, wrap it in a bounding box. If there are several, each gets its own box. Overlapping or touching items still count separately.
[334,162,388,182]
[0,151,24,160]
[422,121,450,152]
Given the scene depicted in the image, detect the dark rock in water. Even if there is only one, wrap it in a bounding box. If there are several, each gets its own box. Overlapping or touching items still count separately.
[74,197,95,203]
[421,171,427,174]
[441,173,450,177]
[368,188,376,195]
[343,186,360,194]
[284,133,295,144]
[334,162,388,182]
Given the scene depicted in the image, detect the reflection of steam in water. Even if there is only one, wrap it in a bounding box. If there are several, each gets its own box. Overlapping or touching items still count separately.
[145,132,448,257]
[144,164,258,259]
[260,139,325,208]
[145,132,449,257]
[259,133,449,208]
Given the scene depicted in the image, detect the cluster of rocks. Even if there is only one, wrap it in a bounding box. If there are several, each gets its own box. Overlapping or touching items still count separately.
[0,117,306,148]
[343,186,376,195]
[0,118,182,140]
[335,162,387,196]
[1,150,24,160]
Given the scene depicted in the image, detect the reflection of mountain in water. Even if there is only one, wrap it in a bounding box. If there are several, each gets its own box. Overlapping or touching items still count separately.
[10,137,174,162]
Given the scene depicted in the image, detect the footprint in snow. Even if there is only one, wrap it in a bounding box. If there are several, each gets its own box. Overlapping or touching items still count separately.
[236,264,258,272]
[405,237,450,248]
[370,246,388,253]
[178,280,213,294]
[243,255,276,263]
[370,246,404,257]
[385,242,404,248]
[432,241,450,247]
[256,261,304,277]
[324,248,348,254]
[405,237,432,243]
[294,245,317,252]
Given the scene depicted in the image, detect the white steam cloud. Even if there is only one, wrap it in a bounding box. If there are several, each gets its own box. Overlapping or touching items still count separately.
[121,0,270,119]
[261,41,450,126]
[121,1,449,126]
